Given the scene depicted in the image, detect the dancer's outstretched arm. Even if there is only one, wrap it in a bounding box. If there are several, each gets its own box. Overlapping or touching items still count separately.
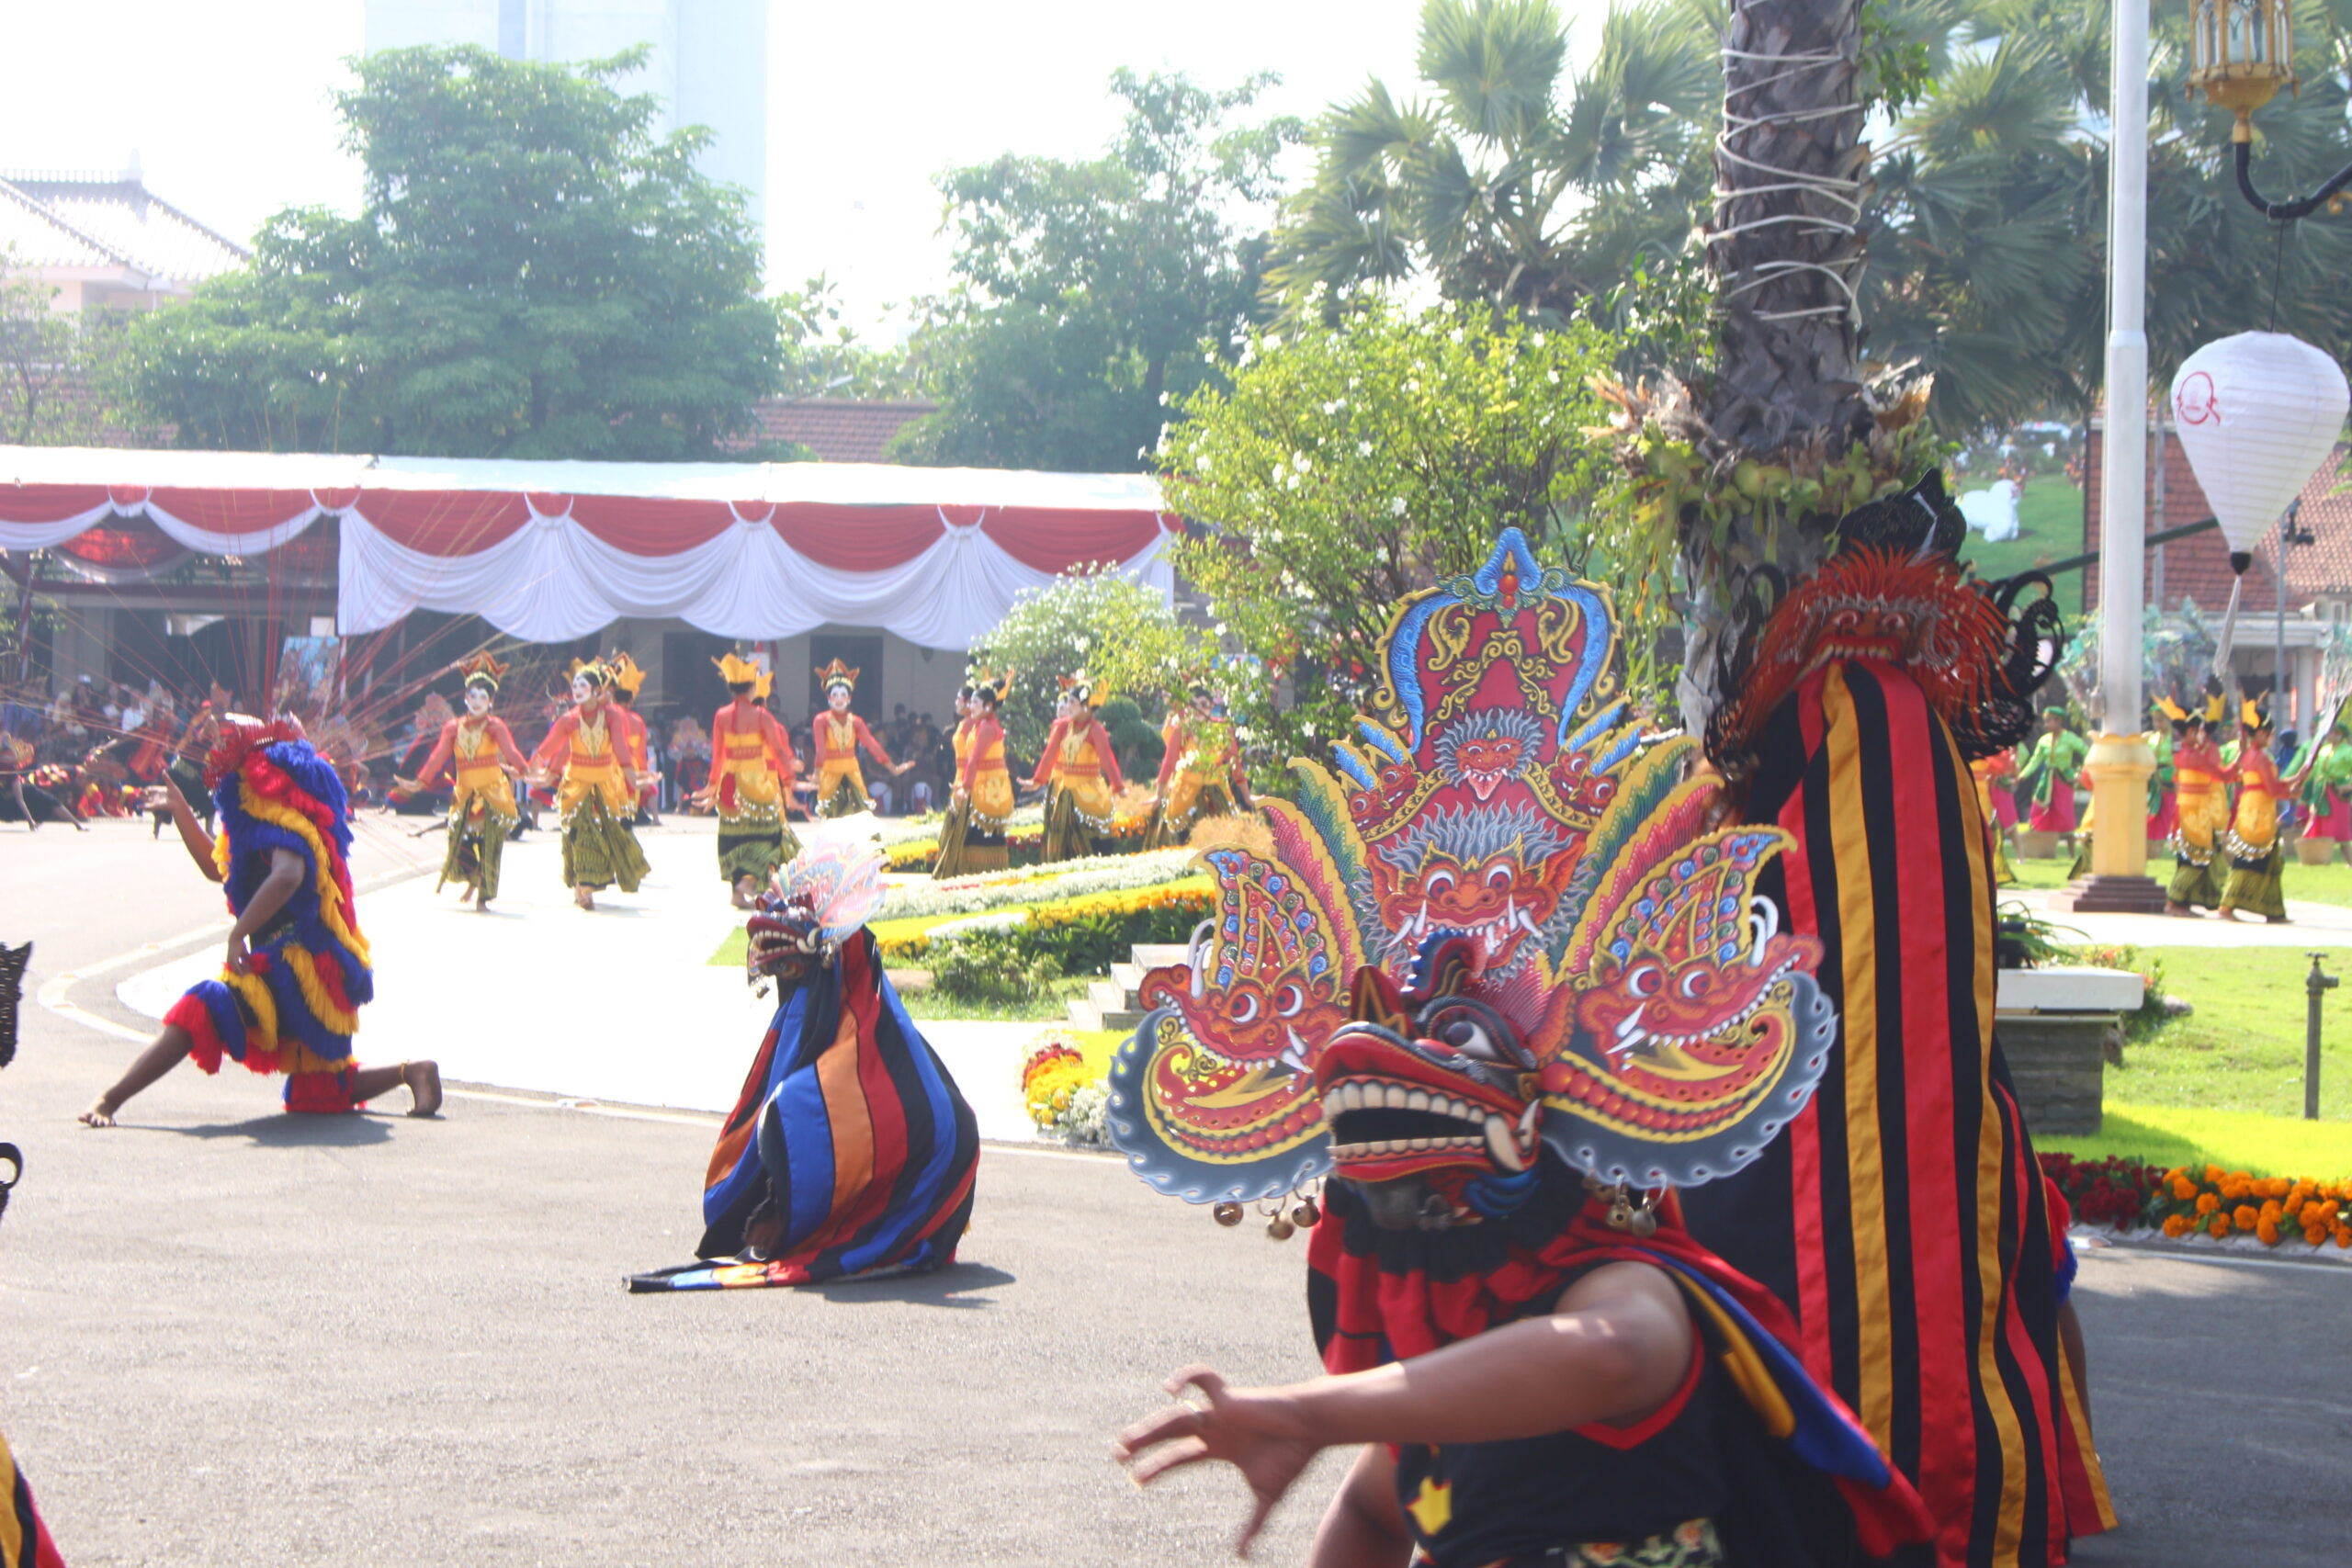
[164,770,223,882]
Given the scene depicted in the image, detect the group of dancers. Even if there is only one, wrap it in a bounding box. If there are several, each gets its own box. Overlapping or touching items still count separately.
[1967,685,2352,920]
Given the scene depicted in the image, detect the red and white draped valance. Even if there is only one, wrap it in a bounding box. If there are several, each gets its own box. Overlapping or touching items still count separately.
[0,448,1177,649]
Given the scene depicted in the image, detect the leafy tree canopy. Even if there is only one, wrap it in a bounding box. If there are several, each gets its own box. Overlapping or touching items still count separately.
[966,570,1212,761]
[1159,299,1628,761]
[889,69,1302,472]
[124,44,782,458]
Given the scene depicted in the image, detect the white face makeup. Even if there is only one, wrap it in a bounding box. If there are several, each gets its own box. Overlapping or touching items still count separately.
[465,684,492,716]
[572,675,594,704]
[828,686,852,712]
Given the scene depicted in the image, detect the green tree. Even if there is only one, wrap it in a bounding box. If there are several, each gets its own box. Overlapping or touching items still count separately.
[889,69,1301,472]
[965,570,1208,761]
[1159,300,1623,760]
[0,257,127,446]
[124,44,781,458]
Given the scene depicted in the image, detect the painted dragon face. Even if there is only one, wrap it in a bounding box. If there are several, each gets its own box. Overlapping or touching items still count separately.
[1433,709,1544,800]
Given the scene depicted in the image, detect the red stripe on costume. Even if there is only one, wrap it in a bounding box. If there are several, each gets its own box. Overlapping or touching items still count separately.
[1575,1327,1704,1450]
[1996,1077,2071,1560]
[1880,669,1976,1531]
[165,991,229,1075]
[1780,681,1834,1389]
[707,1023,781,1193]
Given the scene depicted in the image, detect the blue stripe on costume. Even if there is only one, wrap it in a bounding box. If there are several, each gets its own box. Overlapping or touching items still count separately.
[836,968,964,1273]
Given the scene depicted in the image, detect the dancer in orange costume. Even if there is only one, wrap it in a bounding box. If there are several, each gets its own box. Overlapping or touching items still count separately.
[2219,694,2304,923]
[396,653,531,910]
[1032,677,1124,863]
[528,658,648,909]
[703,653,801,908]
[808,659,910,818]
[938,672,1016,876]
[605,651,662,826]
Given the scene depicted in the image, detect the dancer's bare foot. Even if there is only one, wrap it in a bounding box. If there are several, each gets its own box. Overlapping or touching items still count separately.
[574,885,594,910]
[402,1060,443,1118]
[2166,901,2195,917]
[731,876,758,910]
[78,1097,119,1128]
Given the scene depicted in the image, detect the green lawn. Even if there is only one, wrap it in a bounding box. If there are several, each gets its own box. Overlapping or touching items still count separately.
[1956,474,2084,590]
[2092,945,2352,1121]
[2039,1104,2352,1178]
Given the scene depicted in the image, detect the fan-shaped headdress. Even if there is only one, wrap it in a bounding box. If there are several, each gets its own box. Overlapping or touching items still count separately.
[752,670,775,702]
[568,657,612,691]
[818,659,860,695]
[607,652,647,697]
[457,651,509,694]
[714,650,763,687]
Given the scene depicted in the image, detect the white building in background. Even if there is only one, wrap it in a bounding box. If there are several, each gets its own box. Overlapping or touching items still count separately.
[363,0,768,248]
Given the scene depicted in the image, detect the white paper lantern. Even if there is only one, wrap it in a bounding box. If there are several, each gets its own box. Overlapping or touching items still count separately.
[2170,332,2350,570]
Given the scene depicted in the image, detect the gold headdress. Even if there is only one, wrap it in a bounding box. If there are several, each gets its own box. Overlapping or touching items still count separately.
[2154,695,2187,723]
[457,650,509,692]
[2242,694,2272,732]
[713,650,763,687]
[970,665,1014,702]
[567,656,612,690]
[818,658,861,694]
[607,652,647,697]
[1057,671,1103,709]
[2199,687,2228,726]
[752,670,775,701]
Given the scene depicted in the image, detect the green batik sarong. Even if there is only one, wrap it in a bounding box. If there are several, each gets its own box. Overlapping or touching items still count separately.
[439,805,514,901]
[932,795,974,880]
[818,773,868,818]
[2220,840,2287,919]
[562,792,650,892]
[718,810,797,886]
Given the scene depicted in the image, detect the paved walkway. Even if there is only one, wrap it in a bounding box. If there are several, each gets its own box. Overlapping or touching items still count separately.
[2002,870,2352,948]
[108,815,1051,1142]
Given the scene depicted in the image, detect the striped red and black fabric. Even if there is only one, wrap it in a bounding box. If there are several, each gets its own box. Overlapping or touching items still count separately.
[1682,659,2114,1568]
[0,1430,66,1568]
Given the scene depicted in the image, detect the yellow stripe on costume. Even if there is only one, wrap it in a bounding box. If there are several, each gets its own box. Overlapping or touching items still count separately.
[225,967,280,1049]
[1947,737,2034,1562]
[2054,1337,2119,1530]
[283,946,362,1036]
[1821,666,1895,1445]
[1675,1278,1795,1438]
[237,791,373,968]
[0,1429,22,1564]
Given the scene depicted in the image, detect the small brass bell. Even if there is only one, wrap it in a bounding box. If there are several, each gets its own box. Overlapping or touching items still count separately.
[1213,1201,1244,1227]
[1292,1198,1321,1228]
[1266,1215,1296,1241]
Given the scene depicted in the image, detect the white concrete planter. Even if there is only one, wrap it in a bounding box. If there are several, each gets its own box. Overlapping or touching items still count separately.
[1996,965,2146,1013]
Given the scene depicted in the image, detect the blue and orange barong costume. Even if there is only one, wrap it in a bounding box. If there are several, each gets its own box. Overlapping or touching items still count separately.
[163,719,377,1113]
[630,841,978,1291]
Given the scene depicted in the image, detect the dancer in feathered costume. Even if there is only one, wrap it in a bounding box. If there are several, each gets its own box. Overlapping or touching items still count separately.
[80,716,440,1126]
[628,840,979,1292]
[702,653,800,908]
[1033,676,1124,863]
[529,658,650,910]
[1141,681,1249,851]
[605,651,661,827]
[395,653,529,910]
[1110,530,1934,1567]
[2296,705,2352,866]
[934,670,1015,878]
[808,659,909,818]
[0,984,68,1565]
[1684,473,2110,1567]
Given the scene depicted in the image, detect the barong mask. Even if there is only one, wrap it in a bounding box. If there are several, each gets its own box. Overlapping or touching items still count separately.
[203,715,305,791]
[744,840,887,993]
[1108,529,1838,1230]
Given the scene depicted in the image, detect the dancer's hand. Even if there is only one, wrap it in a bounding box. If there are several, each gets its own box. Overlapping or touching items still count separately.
[1114,1367,1321,1559]
[223,932,251,976]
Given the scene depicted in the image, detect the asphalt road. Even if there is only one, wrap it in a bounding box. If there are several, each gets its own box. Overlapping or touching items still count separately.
[5,818,2349,1565]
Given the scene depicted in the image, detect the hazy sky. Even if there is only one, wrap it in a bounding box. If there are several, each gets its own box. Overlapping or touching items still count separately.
[0,0,1600,337]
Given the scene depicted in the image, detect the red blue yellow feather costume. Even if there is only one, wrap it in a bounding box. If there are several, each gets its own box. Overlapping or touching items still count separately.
[162,719,377,1112]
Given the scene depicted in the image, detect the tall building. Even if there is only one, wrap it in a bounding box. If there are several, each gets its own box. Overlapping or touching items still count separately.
[362,0,767,248]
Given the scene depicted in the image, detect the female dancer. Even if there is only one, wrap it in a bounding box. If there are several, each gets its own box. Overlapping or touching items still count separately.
[2221,696,2305,923]
[2298,707,2352,867]
[704,653,801,908]
[80,715,438,1126]
[931,683,978,879]
[606,651,662,826]
[809,660,910,818]
[1033,678,1124,863]
[941,675,1016,876]
[1968,746,2018,884]
[0,735,85,830]
[529,659,649,909]
[395,653,530,910]
[2168,694,2228,915]
[1143,682,1248,851]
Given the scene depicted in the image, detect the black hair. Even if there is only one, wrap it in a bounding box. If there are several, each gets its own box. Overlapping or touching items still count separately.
[956,683,977,703]
[729,680,753,697]
[977,687,1001,710]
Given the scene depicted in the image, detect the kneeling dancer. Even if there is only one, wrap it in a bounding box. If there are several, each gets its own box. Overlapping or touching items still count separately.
[1109,530,1933,1564]
[629,840,978,1291]
[82,716,438,1126]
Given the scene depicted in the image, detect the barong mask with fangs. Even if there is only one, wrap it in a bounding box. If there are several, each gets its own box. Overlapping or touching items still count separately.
[1108,529,1838,1219]
[744,840,887,993]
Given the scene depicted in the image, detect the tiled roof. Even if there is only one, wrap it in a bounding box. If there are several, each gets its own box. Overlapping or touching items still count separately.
[0,171,248,286]
[2080,429,2352,615]
[735,399,937,463]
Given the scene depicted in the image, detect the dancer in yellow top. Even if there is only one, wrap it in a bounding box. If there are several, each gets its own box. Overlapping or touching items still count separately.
[1032,677,1125,863]
[1143,681,1249,851]
[528,658,649,909]
[2167,684,2230,915]
[396,652,530,910]
[809,659,910,818]
[703,654,800,907]
[2220,695,2306,923]
[937,671,1016,876]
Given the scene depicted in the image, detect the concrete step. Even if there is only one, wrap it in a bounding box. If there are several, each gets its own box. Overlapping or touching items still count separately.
[1087,977,1127,1015]
[1109,960,1148,994]
[1131,942,1190,970]
[1065,996,1104,1031]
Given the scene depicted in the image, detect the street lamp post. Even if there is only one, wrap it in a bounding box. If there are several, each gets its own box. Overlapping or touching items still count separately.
[2072,0,2164,911]
[2187,0,2352,219]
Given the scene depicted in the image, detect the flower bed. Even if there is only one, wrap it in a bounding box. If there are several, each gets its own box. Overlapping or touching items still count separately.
[2040,1152,2352,1251]
[885,811,1153,873]
[1022,1033,1112,1146]
[872,848,1197,923]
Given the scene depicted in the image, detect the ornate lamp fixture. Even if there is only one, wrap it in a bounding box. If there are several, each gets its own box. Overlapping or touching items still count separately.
[2188,0,2352,218]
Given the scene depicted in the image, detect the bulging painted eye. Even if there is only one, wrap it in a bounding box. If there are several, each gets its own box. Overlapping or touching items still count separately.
[1425,870,1456,896]
[1442,1018,1503,1062]
[1484,863,1512,886]
[1230,991,1261,1023]
[1627,963,1664,998]
[1678,968,1713,999]
[1276,984,1304,1018]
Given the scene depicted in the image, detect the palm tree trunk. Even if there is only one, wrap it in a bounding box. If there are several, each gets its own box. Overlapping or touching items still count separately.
[1680,0,1872,728]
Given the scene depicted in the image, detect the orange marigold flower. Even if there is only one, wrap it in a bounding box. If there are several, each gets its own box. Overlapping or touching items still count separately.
[2259,1200,2283,1224]
[2222,1176,2253,1201]
[2205,1165,2224,1184]
[2170,1176,2198,1201]
[2233,1204,2261,1231]
[2257,1219,2281,1246]
[2196,1193,2220,1215]
[2307,1225,2330,1247]
[2338,1227,2352,1249]
[2163,1215,2192,1238]
[2211,1215,2232,1238]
